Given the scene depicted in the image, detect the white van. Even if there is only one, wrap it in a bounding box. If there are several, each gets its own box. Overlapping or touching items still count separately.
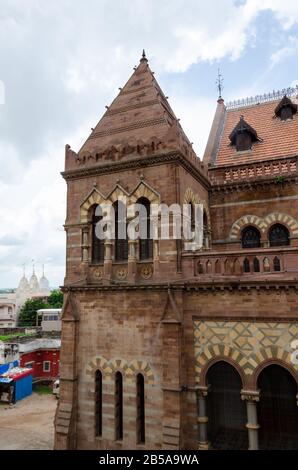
[53,379,60,399]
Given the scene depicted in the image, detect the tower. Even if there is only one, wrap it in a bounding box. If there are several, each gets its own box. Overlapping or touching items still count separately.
[55,52,209,450]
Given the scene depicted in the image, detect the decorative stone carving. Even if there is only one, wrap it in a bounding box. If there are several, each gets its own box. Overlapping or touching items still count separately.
[92,267,103,281]
[241,390,260,402]
[140,264,153,279]
[116,267,127,280]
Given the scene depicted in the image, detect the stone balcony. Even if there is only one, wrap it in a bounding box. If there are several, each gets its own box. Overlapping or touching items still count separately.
[182,246,298,278]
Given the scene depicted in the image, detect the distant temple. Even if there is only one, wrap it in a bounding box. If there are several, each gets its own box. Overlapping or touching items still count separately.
[0,265,51,327]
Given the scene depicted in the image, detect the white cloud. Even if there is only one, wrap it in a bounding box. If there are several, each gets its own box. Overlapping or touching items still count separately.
[270,36,298,68]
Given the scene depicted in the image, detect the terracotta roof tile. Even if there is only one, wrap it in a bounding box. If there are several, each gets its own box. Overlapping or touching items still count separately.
[215,98,298,166]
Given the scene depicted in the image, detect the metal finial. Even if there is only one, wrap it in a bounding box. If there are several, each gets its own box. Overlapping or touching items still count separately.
[140,49,148,62]
[216,68,223,99]
[32,259,35,275]
[22,263,26,277]
[42,263,45,277]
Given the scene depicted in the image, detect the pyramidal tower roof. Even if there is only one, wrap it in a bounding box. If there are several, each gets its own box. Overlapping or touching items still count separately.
[67,51,199,168]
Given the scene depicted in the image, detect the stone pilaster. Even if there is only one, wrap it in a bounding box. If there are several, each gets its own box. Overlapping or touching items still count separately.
[161,291,183,449]
[54,293,79,450]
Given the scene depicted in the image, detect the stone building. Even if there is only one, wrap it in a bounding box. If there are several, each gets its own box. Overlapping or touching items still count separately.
[55,52,298,450]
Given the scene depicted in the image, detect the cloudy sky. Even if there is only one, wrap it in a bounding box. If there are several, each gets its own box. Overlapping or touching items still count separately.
[0,0,298,288]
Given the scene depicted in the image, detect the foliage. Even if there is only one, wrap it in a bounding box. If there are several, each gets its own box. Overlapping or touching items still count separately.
[18,290,63,326]
[275,175,284,184]
[18,298,48,326]
[34,384,53,395]
[0,332,36,342]
[47,289,63,308]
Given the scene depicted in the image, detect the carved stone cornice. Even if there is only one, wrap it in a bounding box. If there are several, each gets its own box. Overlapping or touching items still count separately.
[62,151,210,189]
[210,174,298,193]
[61,278,298,293]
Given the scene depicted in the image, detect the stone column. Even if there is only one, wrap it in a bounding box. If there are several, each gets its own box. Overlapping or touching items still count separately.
[241,390,260,450]
[103,240,113,283]
[197,385,210,450]
[127,239,137,282]
[82,227,89,263]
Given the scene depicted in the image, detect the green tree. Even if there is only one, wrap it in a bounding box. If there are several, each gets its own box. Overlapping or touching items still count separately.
[47,289,64,308]
[18,298,48,326]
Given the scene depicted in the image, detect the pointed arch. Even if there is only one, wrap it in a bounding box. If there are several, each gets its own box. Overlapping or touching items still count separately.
[80,188,106,223]
[129,181,160,205]
[183,188,211,231]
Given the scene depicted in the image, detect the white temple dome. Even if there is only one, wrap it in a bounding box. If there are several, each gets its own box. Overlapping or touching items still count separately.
[39,275,50,292]
[17,275,29,291]
[29,273,39,292]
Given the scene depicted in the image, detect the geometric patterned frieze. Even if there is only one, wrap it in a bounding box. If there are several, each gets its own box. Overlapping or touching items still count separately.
[86,355,155,385]
[194,320,298,381]
[229,212,298,240]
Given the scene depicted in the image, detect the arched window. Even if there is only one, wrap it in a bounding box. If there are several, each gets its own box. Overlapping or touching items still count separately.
[207,361,247,450]
[137,197,153,260]
[269,224,289,247]
[257,365,298,449]
[273,256,281,272]
[253,257,260,272]
[243,258,250,273]
[115,372,123,440]
[136,373,145,444]
[114,201,128,261]
[95,370,102,437]
[241,226,261,249]
[92,206,104,263]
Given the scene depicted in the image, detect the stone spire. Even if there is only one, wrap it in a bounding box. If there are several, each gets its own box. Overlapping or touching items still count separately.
[71,52,197,166]
[17,264,29,292]
[29,261,39,293]
[39,264,50,293]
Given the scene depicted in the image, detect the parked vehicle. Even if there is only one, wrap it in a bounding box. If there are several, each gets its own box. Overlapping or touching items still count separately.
[53,379,59,399]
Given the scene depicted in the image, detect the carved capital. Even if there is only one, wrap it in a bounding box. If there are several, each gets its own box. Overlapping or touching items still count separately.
[196,385,210,397]
[241,389,260,402]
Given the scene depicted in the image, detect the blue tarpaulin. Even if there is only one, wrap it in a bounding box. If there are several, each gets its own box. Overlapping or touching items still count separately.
[0,361,18,375]
[15,374,32,401]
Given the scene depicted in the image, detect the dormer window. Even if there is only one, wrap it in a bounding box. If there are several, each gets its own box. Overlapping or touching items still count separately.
[274,95,297,121]
[229,116,260,152]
